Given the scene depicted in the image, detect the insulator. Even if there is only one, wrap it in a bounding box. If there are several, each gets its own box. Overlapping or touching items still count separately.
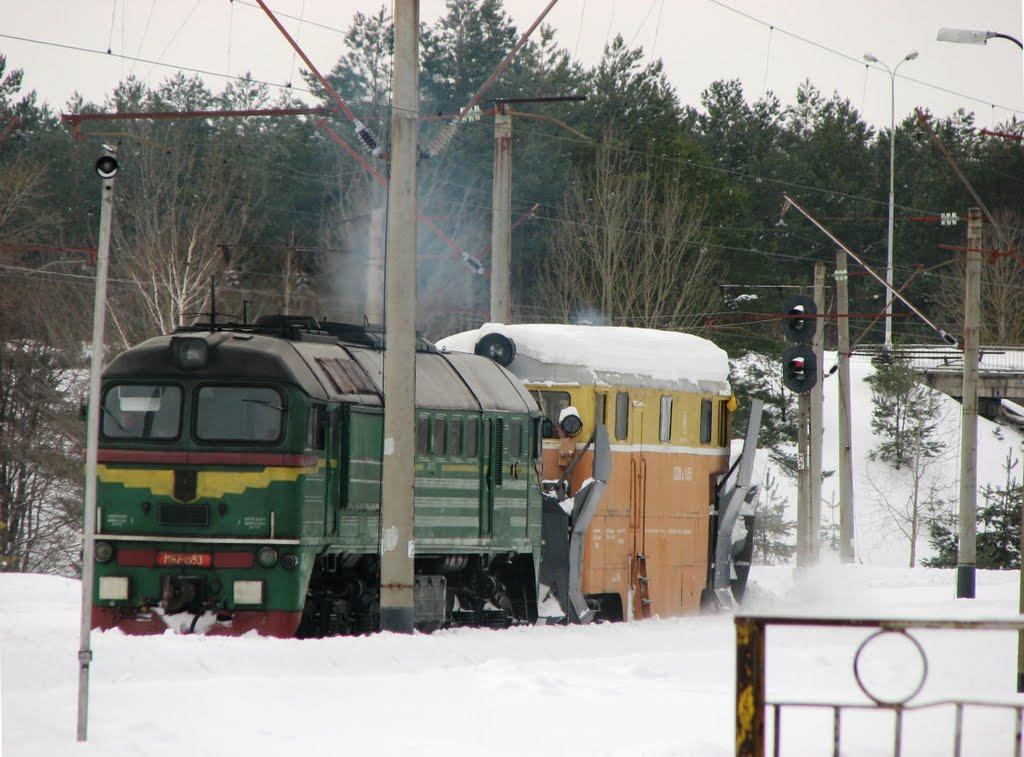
[462,252,484,275]
[427,120,460,157]
[352,119,383,158]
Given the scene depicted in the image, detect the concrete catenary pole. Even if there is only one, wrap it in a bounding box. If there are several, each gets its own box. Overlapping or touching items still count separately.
[366,206,386,324]
[78,148,118,741]
[835,248,856,563]
[809,262,826,562]
[796,393,810,567]
[379,0,419,633]
[490,102,512,323]
[957,207,982,599]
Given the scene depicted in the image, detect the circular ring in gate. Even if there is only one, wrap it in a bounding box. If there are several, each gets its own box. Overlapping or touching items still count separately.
[853,628,928,706]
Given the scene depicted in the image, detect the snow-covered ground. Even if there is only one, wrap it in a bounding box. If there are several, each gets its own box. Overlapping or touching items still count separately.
[3,566,1023,756]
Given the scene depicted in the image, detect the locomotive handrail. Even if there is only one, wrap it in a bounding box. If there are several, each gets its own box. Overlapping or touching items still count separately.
[88,534,301,545]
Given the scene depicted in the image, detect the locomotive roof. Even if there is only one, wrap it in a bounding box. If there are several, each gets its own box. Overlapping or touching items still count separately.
[103,327,537,414]
[436,323,731,395]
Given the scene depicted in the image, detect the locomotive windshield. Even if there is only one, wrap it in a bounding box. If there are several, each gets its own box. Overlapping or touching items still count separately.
[195,386,283,443]
[102,384,182,440]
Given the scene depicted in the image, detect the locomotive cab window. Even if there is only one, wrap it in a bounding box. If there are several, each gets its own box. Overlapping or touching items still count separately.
[615,392,630,441]
[530,390,571,438]
[307,405,327,450]
[700,399,713,444]
[659,396,673,443]
[717,399,730,447]
[595,393,607,427]
[102,384,181,440]
[195,386,283,443]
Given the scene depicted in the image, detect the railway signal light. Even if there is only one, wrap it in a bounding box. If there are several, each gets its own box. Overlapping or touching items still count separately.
[782,345,818,394]
[782,295,817,344]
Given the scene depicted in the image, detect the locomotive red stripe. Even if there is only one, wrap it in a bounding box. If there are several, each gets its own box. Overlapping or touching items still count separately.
[96,449,319,467]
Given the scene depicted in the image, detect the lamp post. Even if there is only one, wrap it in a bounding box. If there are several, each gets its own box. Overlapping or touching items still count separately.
[937,27,1023,50]
[863,50,919,354]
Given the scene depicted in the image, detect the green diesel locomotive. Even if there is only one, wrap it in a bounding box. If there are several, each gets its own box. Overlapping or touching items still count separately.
[91,315,546,637]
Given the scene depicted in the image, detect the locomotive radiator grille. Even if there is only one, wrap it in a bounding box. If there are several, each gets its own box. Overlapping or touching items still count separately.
[158,503,209,527]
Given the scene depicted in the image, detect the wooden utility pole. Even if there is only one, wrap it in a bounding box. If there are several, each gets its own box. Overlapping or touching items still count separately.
[809,262,825,562]
[379,0,419,633]
[78,148,118,741]
[490,102,512,323]
[796,393,811,567]
[957,207,982,599]
[835,248,855,563]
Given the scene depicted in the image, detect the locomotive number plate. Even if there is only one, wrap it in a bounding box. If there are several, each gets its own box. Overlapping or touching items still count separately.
[156,551,212,568]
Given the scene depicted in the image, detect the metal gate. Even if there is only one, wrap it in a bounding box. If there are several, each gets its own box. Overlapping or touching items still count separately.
[735,615,1024,757]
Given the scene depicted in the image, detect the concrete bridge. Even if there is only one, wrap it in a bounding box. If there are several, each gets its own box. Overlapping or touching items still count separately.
[887,346,1024,425]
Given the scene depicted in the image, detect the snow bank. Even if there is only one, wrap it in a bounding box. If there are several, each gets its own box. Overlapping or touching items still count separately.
[437,323,730,385]
[3,568,1021,756]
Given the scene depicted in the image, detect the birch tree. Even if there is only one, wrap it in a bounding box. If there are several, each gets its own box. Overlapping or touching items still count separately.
[544,141,719,330]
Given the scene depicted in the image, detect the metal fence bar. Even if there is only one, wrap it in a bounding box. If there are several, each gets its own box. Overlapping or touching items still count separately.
[1016,707,1023,757]
[893,708,903,757]
[953,702,963,757]
[772,704,781,757]
[736,617,766,757]
[832,706,841,757]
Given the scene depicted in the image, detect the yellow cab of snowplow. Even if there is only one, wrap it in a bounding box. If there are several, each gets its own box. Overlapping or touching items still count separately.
[437,323,735,621]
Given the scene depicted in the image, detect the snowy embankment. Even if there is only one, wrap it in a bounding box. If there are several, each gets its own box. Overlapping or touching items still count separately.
[3,567,1022,756]
[752,351,1024,567]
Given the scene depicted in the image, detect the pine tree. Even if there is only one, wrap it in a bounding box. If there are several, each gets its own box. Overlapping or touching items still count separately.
[867,359,945,469]
[922,496,957,568]
[977,450,1022,569]
[924,450,1021,570]
[752,471,796,564]
[866,358,948,566]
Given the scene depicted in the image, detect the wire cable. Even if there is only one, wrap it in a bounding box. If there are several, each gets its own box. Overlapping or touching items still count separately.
[143,0,202,85]
[705,0,1024,115]
[0,31,314,95]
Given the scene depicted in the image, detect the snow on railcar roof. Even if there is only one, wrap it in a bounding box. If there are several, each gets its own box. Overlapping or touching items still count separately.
[436,323,730,386]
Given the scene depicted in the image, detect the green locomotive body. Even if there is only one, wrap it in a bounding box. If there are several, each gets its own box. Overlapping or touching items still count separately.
[91,316,543,637]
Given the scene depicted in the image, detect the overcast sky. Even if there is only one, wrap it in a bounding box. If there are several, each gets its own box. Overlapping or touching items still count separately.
[2,0,1022,129]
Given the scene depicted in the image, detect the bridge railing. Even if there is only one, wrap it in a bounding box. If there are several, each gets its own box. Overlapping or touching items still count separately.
[854,345,1024,373]
[735,615,1024,757]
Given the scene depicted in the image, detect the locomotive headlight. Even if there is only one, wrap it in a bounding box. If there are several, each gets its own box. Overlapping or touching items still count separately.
[233,580,264,605]
[256,546,278,568]
[170,337,208,369]
[280,553,298,570]
[558,406,584,437]
[94,541,114,563]
[98,576,129,601]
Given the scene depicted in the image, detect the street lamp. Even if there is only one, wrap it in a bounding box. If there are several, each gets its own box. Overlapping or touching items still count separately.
[937,27,1023,50]
[863,50,919,354]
